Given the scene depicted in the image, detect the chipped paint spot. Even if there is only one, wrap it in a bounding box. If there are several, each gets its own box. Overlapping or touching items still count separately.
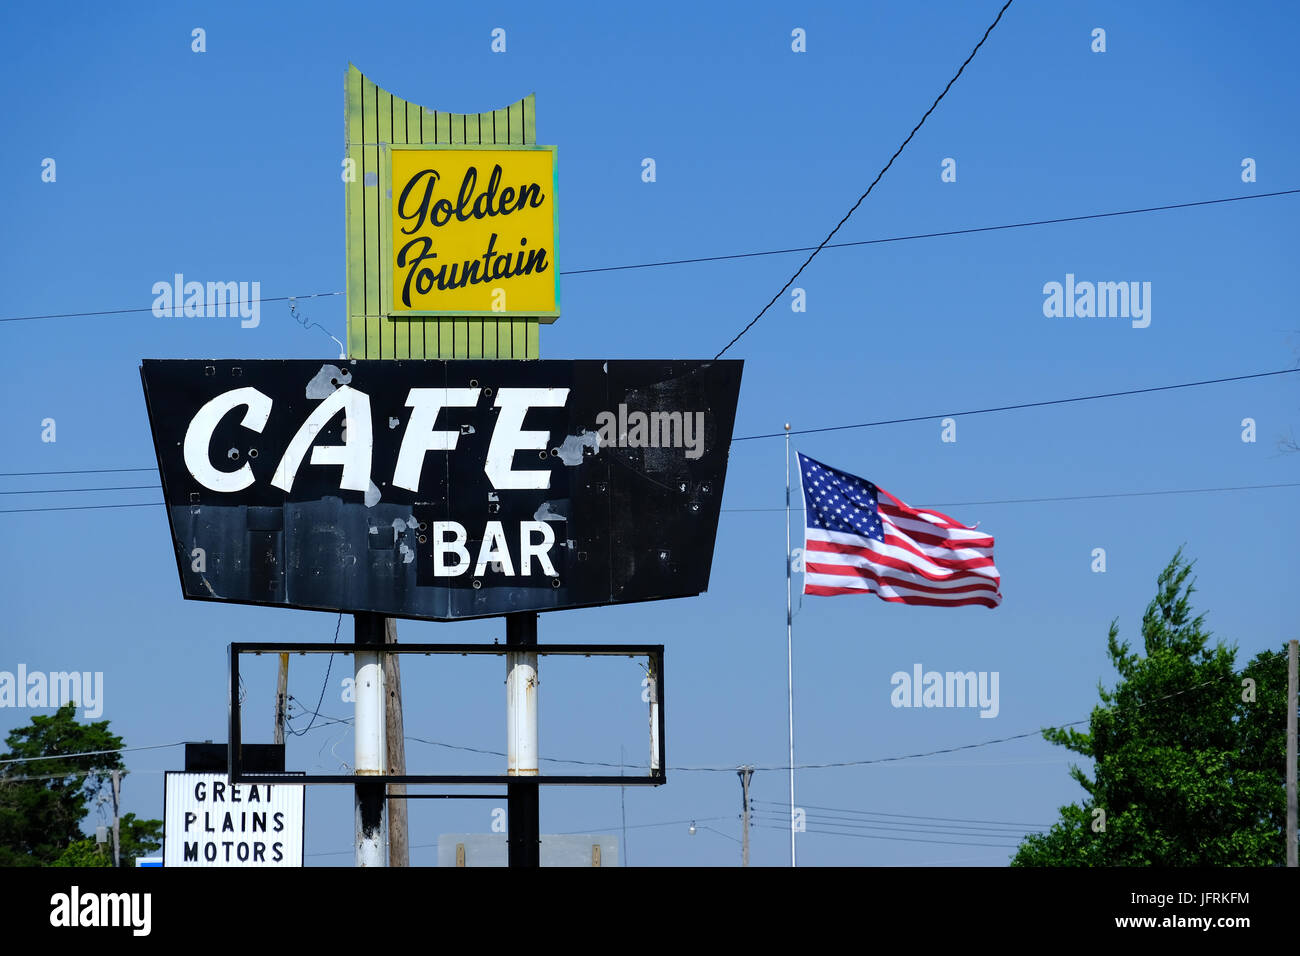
[305,364,350,399]
[556,431,600,465]
[535,500,566,522]
[398,542,415,564]
[388,417,400,429]
[364,480,381,508]
[406,515,418,529]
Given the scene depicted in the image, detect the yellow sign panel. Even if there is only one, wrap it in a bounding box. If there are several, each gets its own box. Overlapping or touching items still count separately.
[389,146,559,319]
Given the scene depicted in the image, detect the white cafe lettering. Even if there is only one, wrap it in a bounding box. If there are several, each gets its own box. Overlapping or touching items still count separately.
[180,385,565,578]
[182,385,565,494]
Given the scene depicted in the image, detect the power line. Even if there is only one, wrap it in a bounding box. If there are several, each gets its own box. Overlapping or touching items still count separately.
[0,501,162,515]
[566,188,1300,276]
[3,185,1297,326]
[0,467,156,477]
[731,367,1300,441]
[305,822,1016,854]
[394,647,1285,775]
[0,291,344,325]
[285,612,344,738]
[12,1,1016,343]
[748,809,1038,839]
[713,0,1015,359]
[675,725,1074,772]
[303,815,738,857]
[3,479,1296,518]
[752,822,1018,849]
[0,484,158,496]
[674,648,1288,773]
[555,815,732,836]
[750,799,1050,830]
[0,742,185,767]
[0,768,168,784]
[722,481,1300,513]
[749,812,1042,841]
[5,652,1280,778]
[2,365,1293,490]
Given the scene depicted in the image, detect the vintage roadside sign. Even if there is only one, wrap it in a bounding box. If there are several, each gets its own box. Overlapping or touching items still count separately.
[345,65,552,359]
[389,145,559,318]
[140,358,743,621]
[163,772,304,867]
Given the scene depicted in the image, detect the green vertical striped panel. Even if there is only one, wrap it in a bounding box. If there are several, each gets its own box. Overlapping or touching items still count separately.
[376,83,396,361]
[402,96,423,357]
[344,67,366,359]
[344,64,542,360]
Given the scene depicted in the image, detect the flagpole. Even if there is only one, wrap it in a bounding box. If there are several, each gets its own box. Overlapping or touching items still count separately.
[785,423,796,867]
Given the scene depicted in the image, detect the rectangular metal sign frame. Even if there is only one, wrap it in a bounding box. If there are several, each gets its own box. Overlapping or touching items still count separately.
[229,641,666,786]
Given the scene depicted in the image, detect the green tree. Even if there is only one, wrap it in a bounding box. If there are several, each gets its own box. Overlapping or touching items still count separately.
[118,812,163,866]
[0,702,162,867]
[52,838,111,867]
[1013,548,1291,866]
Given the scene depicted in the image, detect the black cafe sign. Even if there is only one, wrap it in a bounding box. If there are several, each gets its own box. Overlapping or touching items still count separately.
[140,360,742,620]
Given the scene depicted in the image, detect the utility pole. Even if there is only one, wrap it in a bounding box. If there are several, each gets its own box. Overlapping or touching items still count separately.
[274,652,289,746]
[384,618,409,867]
[506,612,540,867]
[354,613,387,867]
[1288,639,1297,868]
[110,769,121,868]
[738,765,753,867]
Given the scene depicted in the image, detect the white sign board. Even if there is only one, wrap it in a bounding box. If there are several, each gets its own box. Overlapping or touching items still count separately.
[163,772,304,867]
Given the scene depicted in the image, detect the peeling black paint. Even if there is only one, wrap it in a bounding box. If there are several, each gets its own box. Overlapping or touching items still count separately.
[141,359,742,621]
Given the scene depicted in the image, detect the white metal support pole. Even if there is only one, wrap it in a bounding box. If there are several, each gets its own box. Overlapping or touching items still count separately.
[506,613,540,867]
[354,613,388,867]
[506,646,539,779]
[1288,638,1297,867]
[784,423,797,868]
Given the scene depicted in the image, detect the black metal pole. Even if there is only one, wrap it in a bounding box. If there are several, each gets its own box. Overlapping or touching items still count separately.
[506,612,540,867]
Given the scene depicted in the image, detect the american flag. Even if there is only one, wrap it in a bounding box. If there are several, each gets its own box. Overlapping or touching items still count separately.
[799,453,1001,608]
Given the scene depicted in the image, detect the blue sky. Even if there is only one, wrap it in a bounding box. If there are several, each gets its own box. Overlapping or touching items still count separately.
[1,0,1297,866]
